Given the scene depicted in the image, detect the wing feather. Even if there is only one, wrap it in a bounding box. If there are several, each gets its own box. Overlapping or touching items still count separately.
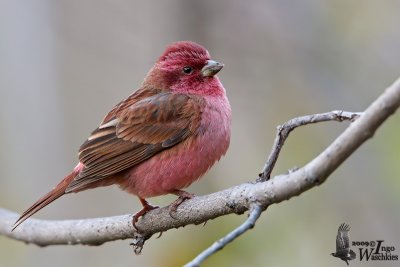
[65,90,203,193]
[336,223,351,252]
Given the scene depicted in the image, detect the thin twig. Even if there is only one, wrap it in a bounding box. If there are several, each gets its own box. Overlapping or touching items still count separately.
[258,110,363,181]
[184,204,263,267]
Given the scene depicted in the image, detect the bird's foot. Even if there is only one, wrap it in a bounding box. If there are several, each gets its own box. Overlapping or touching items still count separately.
[132,198,159,231]
[169,190,195,219]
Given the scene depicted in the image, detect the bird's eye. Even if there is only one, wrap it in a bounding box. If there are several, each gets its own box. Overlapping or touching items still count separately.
[182,66,193,74]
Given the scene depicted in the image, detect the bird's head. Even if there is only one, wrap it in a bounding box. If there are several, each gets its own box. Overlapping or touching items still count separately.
[144,41,225,96]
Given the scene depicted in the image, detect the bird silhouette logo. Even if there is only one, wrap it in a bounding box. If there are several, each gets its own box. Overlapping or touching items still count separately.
[331,223,357,265]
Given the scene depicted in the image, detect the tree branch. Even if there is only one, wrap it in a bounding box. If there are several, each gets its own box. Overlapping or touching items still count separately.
[1,77,399,263]
[258,110,363,181]
[183,204,263,267]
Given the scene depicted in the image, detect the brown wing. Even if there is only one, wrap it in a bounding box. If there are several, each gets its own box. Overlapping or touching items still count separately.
[65,91,204,192]
[100,86,161,125]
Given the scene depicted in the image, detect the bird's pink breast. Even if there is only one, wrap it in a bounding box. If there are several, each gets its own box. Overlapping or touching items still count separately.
[118,94,231,198]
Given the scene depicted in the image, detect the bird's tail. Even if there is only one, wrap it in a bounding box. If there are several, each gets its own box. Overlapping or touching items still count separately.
[12,168,80,231]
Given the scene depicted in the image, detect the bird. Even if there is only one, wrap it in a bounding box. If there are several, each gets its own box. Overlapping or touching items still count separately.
[12,41,231,231]
[331,223,357,265]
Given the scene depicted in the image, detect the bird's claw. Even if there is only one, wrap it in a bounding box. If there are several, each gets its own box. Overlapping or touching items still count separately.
[169,191,195,219]
[132,202,159,231]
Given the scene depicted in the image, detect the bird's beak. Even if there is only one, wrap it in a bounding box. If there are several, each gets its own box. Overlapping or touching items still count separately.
[201,60,224,77]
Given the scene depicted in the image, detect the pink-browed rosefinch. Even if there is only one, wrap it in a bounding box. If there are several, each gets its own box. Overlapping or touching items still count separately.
[13,41,231,230]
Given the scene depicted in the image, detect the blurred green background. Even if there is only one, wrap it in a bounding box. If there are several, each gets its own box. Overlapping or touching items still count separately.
[1,1,399,266]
